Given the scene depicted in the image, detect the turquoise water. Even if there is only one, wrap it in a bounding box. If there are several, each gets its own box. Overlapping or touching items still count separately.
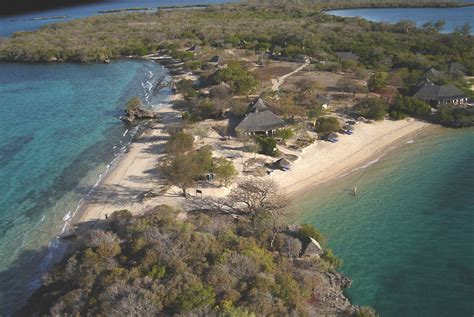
[0,60,170,315]
[327,5,474,33]
[297,128,474,317]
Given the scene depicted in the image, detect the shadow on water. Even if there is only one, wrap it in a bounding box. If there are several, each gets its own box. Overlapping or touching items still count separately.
[0,246,55,316]
[0,220,108,317]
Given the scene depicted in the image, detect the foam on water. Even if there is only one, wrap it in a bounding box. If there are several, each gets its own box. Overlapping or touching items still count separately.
[0,60,172,315]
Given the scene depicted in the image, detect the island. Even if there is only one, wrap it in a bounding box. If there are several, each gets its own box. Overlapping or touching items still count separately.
[3,0,473,315]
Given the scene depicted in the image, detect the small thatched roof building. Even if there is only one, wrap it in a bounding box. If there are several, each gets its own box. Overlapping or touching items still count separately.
[424,68,444,82]
[271,157,292,171]
[209,82,231,99]
[186,45,202,53]
[248,98,269,113]
[209,55,224,65]
[302,237,324,258]
[449,62,467,75]
[335,51,359,62]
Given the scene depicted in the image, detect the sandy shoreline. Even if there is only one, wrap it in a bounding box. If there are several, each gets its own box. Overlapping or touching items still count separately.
[273,119,432,197]
[74,104,432,225]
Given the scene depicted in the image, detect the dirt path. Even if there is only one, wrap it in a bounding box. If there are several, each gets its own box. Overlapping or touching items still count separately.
[271,61,309,91]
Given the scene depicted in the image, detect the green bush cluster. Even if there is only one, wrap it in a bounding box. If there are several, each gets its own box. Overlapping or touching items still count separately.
[435,105,474,127]
[215,62,259,95]
[353,98,388,121]
[21,207,349,316]
[389,95,431,119]
[316,116,341,134]
[254,136,278,156]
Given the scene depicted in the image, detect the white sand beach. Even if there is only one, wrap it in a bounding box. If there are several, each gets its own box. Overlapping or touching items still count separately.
[76,105,431,224]
[273,119,431,196]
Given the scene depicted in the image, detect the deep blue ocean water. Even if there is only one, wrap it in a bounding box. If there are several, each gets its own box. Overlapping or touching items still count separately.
[327,4,474,33]
[297,128,474,317]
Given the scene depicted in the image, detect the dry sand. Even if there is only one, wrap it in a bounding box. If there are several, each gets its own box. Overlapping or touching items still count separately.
[76,111,430,223]
[273,119,431,196]
[77,105,185,223]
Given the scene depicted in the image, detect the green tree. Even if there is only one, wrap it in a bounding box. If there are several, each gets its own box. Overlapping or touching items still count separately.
[367,72,388,92]
[167,131,194,155]
[354,98,387,121]
[315,117,341,134]
[273,128,294,140]
[213,157,238,187]
[160,152,201,196]
[255,136,278,156]
[216,61,258,94]
[296,224,327,246]
[194,146,214,175]
[389,95,431,119]
[175,282,215,312]
[176,79,198,99]
[307,105,325,120]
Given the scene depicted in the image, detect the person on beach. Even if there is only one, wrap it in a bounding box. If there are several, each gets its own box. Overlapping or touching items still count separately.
[353,185,357,196]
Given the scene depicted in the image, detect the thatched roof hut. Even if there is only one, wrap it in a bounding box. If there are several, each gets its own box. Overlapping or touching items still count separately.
[209,55,224,65]
[302,237,324,258]
[186,45,202,53]
[248,98,269,113]
[209,82,231,99]
[449,62,467,75]
[335,51,359,62]
[271,157,292,171]
[236,98,287,135]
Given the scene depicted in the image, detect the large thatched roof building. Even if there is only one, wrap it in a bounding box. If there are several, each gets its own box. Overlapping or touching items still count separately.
[414,81,467,106]
[236,98,287,135]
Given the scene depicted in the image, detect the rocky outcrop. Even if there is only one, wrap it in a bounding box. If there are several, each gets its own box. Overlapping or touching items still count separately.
[120,107,160,124]
[307,270,358,317]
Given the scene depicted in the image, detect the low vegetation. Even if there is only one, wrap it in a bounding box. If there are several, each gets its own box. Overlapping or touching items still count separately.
[316,116,341,134]
[353,98,388,121]
[434,105,474,127]
[1,2,472,76]
[214,62,259,95]
[389,95,431,119]
[18,179,376,316]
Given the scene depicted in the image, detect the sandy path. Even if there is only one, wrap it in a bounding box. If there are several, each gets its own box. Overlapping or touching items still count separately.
[271,61,309,91]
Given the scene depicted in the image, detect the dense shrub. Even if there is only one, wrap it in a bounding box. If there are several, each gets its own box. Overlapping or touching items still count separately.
[215,62,259,95]
[255,136,278,156]
[353,98,388,121]
[315,116,341,134]
[273,128,294,140]
[435,105,474,127]
[367,72,388,92]
[19,207,352,316]
[389,95,431,119]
